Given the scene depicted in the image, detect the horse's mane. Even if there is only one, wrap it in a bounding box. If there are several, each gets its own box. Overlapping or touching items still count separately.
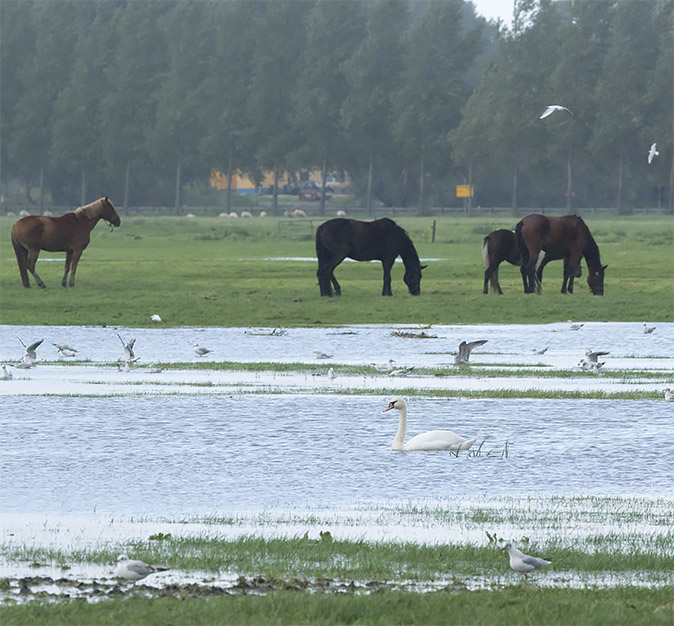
[74,197,106,220]
[394,223,421,266]
[576,216,602,265]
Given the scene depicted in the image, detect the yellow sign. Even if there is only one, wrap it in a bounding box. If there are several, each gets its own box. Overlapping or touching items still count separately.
[456,185,474,198]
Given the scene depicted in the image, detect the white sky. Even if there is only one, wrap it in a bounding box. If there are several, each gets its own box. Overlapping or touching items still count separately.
[471,0,515,24]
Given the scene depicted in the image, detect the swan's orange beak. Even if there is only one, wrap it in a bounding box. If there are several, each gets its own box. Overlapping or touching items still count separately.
[383,402,395,412]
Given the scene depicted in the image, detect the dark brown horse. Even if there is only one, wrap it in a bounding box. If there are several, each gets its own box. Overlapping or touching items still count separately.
[515,214,606,295]
[11,197,121,288]
[482,229,521,294]
[315,217,426,296]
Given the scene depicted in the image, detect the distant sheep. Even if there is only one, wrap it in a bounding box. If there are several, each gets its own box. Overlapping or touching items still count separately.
[336,210,346,217]
[241,211,253,218]
[43,210,53,217]
[19,210,30,217]
[186,213,196,218]
[229,211,238,218]
[259,211,267,217]
[219,212,229,218]
[293,209,307,217]
[284,210,291,217]
[6,212,16,217]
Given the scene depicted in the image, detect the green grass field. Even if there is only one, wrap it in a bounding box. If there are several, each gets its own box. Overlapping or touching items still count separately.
[1,213,672,327]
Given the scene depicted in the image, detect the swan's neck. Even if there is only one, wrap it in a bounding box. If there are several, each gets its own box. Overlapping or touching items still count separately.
[392,406,407,450]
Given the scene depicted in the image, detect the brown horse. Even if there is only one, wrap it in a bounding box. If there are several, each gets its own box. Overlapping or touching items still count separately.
[515,214,606,295]
[482,229,521,294]
[11,197,121,288]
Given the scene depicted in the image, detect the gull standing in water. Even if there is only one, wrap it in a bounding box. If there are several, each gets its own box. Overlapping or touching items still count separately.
[567,320,584,330]
[327,367,336,380]
[373,359,396,371]
[643,322,656,334]
[314,350,333,359]
[664,388,674,402]
[579,359,604,373]
[454,340,488,364]
[502,542,551,579]
[1,365,13,380]
[116,554,169,582]
[389,367,414,377]
[193,344,213,356]
[532,347,548,355]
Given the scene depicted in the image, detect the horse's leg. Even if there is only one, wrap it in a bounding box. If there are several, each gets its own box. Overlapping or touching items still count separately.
[483,262,503,295]
[381,259,394,296]
[317,265,332,296]
[68,249,84,287]
[62,250,73,288]
[12,238,31,287]
[27,249,46,288]
[330,271,341,296]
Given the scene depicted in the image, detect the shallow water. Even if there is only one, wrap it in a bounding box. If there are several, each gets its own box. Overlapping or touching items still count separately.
[1,394,672,516]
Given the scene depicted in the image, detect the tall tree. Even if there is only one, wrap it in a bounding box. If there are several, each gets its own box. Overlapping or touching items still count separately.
[293,0,366,216]
[99,0,169,213]
[393,0,484,214]
[590,0,660,213]
[341,0,409,215]
[248,1,311,216]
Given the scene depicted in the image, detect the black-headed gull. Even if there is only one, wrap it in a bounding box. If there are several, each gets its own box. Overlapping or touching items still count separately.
[648,143,659,164]
[539,105,573,119]
[532,347,548,355]
[373,359,396,371]
[314,350,333,359]
[327,367,336,380]
[643,322,656,334]
[116,554,169,582]
[502,542,551,578]
[116,333,136,360]
[389,367,415,377]
[579,359,604,373]
[664,388,673,402]
[53,343,77,357]
[585,349,609,363]
[19,338,43,361]
[193,344,213,356]
[454,339,488,364]
[1,365,12,380]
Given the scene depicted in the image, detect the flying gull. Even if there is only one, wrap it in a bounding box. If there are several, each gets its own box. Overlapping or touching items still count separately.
[648,143,659,164]
[454,340,488,364]
[539,105,573,119]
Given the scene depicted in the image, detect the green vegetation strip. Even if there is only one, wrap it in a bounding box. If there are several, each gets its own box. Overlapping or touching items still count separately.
[1,586,672,626]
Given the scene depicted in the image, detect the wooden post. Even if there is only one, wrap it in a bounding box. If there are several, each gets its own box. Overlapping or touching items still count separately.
[431,219,436,243]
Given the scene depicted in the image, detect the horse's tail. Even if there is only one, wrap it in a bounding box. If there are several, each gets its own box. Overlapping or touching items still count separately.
[11,226,31,288]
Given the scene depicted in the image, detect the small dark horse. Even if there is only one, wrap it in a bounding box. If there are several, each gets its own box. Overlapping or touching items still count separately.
[482,229,521,294]
[515,214,606,295]
[11,196,121,288]
[315,217,426,296]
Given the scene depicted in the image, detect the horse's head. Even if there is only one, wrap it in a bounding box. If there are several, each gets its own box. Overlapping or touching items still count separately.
[587,264,607,295]
[404,264,427,296]
[101,196,121,228]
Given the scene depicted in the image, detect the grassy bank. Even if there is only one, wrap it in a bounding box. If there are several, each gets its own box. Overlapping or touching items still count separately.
[2,586,674,626]
[1,214,672,327]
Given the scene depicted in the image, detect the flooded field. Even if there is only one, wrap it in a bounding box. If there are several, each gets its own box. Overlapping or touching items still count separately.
[1,322,673,601]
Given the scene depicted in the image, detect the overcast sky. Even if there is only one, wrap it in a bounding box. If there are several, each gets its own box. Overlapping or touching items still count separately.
[471,0,514,24]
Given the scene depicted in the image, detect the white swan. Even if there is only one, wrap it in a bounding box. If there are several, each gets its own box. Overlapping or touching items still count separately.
[384,397,477,452]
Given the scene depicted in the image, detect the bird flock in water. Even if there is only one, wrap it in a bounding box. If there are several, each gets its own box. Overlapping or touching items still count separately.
[2,317,670,581]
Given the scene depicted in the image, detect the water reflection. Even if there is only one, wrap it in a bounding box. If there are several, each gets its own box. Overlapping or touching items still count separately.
[1,395,672,516]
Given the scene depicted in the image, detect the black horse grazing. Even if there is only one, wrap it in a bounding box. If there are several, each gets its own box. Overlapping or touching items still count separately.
[482,229,521,294]
[315,217,426,296]
[515,214,607,295]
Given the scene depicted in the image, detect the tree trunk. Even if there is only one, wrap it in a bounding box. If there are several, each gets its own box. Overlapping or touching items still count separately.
[418,151,425,216]
[319,157,327,217]
[38,162,44,211]
[668,154,674,213]
[80,169,87,206]
[366,156,373,217]
[174,153,182,215]
[616,148,624,214]
[272,163,279,217]
[225,155,233,213]
[123,161,131,216]
[467,159,473,215]
[511,164,518,217]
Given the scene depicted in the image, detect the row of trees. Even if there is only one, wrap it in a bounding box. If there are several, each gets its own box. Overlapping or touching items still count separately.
[1,0,672,215]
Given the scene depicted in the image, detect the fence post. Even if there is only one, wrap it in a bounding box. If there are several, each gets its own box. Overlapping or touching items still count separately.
[431,219,436,243]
